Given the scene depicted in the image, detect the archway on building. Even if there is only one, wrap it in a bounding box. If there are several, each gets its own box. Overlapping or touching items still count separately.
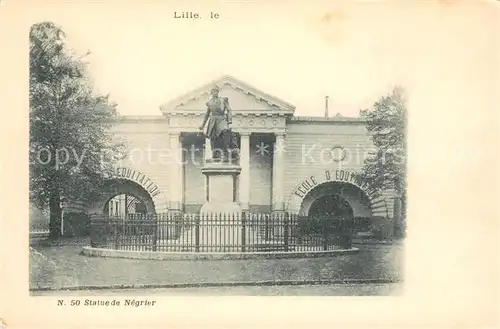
[89,179,156,215]
[299,181,372,217]
[105,193,148,217]
[298,181,373,232]
[308,194,354,219]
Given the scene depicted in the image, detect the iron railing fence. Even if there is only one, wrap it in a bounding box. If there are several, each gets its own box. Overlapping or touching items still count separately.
[89,212,354,252]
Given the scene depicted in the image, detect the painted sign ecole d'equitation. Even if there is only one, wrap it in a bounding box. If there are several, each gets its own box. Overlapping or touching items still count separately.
[114,167,162,198]
[292,169,379,201]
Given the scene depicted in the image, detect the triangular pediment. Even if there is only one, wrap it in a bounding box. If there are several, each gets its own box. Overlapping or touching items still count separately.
[159,75,295,115]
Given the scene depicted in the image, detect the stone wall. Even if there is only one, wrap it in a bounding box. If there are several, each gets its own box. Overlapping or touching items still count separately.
[112,118,170,212]
[283,120,374,206]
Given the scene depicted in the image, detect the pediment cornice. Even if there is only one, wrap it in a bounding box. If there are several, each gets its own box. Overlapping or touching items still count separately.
[159,75,295,116]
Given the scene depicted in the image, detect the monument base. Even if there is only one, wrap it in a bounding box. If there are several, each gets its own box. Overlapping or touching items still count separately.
[185,161,243,250]
[201,161,241,206]
[200,202,242,215]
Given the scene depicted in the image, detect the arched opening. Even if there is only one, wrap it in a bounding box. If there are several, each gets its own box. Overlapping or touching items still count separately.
[299,181,372,217]
[308,194,354,219]
[105,193,148,216]
[298,181,373,233]
[89,179,156,215]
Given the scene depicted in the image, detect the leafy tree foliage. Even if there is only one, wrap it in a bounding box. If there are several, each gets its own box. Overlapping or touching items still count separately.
[30,22,124,238]
[360,86,407,234]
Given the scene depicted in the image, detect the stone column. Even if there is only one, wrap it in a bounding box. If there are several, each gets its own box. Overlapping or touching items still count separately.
[272,132,286,212]
[168,132,183,212]
[179,136,184,210]
[239,132,251,211]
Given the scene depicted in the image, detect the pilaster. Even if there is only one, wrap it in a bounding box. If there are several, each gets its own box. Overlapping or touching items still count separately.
[272,132,286,212]
[168,132,183,212]
[239,132,251,211]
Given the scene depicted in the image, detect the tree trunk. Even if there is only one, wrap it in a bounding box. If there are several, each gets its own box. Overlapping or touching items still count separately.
[393,177,406,238]
[48,190,62,239]
[393,196,402,238]
[400,194,406,236]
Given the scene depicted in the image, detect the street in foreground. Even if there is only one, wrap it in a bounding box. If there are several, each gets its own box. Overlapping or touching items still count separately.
[31,283,402,296]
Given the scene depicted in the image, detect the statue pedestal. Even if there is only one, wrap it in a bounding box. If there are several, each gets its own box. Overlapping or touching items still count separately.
[198,162,244,251]
[200,161,241,214]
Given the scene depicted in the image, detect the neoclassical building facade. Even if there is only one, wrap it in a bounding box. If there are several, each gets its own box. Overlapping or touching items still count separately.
[65,75,399,238]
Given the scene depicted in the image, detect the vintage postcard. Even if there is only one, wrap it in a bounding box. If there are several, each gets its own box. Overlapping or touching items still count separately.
[0,0,498,328]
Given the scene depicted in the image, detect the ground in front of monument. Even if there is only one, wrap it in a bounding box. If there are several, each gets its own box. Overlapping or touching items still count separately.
[30,239,403,296]
[32,283,402,296]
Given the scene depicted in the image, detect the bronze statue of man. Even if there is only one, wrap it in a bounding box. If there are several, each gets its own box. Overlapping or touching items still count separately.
[198,85,238,161]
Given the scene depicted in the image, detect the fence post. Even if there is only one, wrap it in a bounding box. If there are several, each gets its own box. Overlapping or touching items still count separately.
[284,212,289,252]
[89,214,97,248]
[195,213,200,252]
[322,217,328,251]
[241,212,246,252]
[177,212,182,248]
[297,215,303,245]
[264,214,270,240]
[113,218,118,250]
[153,213,158,252]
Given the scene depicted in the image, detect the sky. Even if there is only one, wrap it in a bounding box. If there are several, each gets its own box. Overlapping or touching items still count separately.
[24,1,495,117]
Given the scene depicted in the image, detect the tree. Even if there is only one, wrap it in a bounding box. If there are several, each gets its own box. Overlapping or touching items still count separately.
[360,86,407,237]
[30,22,124,239]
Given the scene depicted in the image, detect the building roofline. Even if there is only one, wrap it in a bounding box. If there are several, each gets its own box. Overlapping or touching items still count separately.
[290,116,367,123]
[116,115,166,122]
[113,114,367,124]
[115,115,367,124]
